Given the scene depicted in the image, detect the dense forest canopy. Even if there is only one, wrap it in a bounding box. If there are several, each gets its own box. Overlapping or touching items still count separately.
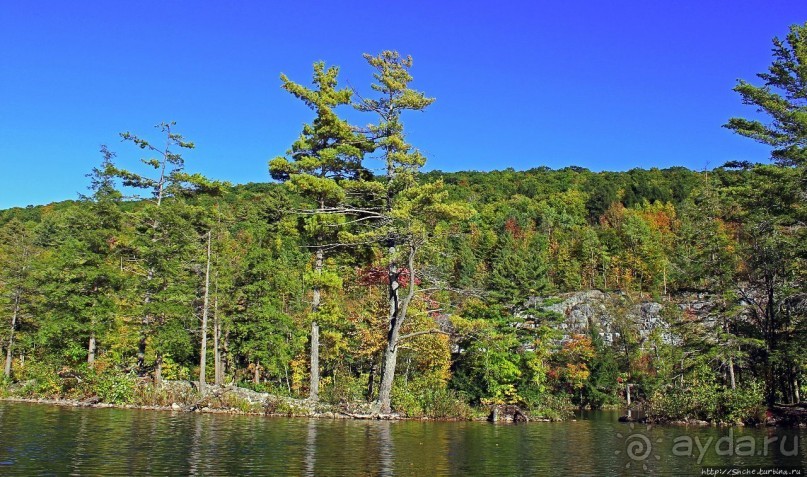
[0,25,805,421]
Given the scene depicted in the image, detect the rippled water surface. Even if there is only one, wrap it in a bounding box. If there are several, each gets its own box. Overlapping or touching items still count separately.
[0,402,804,475]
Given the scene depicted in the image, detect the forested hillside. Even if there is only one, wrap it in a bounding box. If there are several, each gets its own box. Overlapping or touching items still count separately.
[1,29,805,422]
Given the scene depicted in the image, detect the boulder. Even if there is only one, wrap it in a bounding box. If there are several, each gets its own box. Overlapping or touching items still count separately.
[488,404,528,423]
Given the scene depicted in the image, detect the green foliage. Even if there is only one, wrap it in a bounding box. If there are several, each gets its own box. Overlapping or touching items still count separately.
[723,23,807,408]
[16,362,61,397]
[391,375,473,419]
[131,382,199,407]
[93,371,136,404]
[581,333,620,409]
[1,44,805,421]
[524,393,574,420]
[720,383,767,424]
[488,228,548,305]
[648,381,765,424]
[158,355,190,381]
[724,22,807,168]
[319,373,365,404]
[357,51,434,190]
[450,301,559,409]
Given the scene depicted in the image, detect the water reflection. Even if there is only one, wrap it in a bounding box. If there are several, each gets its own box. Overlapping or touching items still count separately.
[0,403,803,475]
[378,421,393,476]
[304,419,316,476]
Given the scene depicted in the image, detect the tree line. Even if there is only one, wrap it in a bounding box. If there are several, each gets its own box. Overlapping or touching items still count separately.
[0,26,805,419]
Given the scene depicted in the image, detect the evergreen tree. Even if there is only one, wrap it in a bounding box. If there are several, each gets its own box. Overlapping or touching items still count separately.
[0,219,38,378]
[270,61,372,401]
[488,229,548,306]
[109,122,220,380]
[34,148,124,366]
[352,51,473,413]
[724,23,807,406]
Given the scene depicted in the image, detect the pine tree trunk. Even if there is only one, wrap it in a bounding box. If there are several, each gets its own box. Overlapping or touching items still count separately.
[199,230,212,392]
[223,331,231,384]
[213,293,222,386]
[87,333,96,366]
[155,353,163,386]
[728,356,736,390]
[3,337,13,378]
[375,242,400,413]
[4,294,20,378]
[375,244,416,414]
[310,321,319,401]
[765,278,777,408]
[309,247,323,401]
[137,333,147,373]
[376,338,399,413]
[787,366,797,404]
[138,267,155,375]
[366,360,377,400]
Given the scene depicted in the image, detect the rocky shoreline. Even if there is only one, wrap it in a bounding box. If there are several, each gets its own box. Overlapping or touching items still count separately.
[0,394,400,420]
[0,381,563,423]
[5,394,804,427]
[0,379,480,421]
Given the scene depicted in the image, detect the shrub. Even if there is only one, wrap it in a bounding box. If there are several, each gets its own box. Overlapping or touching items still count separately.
[718,382,766,424]
[647,387,690,421]
[159,356,190,381]
[525,392,573,420]
[647,381,765,424]
[0,376,12,397]
[131,380,200,407]
[263,396,309,416]
[392,377,474,419]
[390,383,421,417]
[16,362,61,398]
[95,371,136,404]
[418,387,473,419]
[321,374,365,404]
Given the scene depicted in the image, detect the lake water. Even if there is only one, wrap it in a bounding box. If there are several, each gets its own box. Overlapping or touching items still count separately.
[0,402,804,475]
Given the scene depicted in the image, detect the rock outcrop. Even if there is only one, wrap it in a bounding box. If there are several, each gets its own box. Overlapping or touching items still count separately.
[518,290,720,347]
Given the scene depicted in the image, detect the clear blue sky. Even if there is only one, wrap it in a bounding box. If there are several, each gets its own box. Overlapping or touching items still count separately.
[1,1,804,209]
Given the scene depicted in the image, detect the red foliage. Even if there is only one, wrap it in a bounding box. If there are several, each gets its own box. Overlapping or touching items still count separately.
[356,266,421,287]
[504,217,524,239]
[423,295,441,317]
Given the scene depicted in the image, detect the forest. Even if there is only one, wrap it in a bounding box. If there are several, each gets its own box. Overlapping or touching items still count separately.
[0,26,805,423]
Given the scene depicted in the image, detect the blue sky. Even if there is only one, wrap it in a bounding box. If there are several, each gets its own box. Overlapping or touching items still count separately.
[1,1,804,209]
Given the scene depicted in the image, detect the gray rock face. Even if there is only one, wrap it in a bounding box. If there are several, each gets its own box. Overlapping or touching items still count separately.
[522,290,682,347]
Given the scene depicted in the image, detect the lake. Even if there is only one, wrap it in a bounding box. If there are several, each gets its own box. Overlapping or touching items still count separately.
[0,402,804,475]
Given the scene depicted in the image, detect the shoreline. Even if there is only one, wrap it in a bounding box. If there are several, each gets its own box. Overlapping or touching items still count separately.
[0,380,550,422]
[0,396,403,420]
[4,396,804,428]
[0,392,560,423]
[0,395,476,421]
[0,395,559,424]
